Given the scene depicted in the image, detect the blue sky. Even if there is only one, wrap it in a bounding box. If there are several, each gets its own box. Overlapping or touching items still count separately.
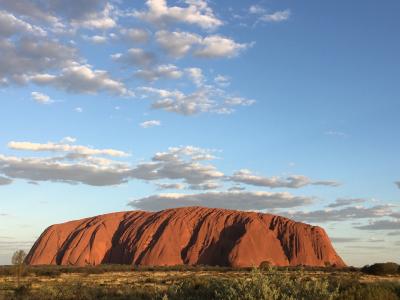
[0,0,399,266]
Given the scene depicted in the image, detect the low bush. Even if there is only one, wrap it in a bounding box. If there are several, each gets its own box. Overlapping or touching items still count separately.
[361,262,400,276]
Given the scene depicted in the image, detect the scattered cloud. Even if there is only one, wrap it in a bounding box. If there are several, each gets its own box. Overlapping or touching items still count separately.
[284,205,395,223]
[135,64,182,81]
[355,220,400,231]
[260,10,290,23]
[156,30,251,59]
[0,153,132,186]
[156,182,185,190]
[249,5,266,15]
[230,169,340,189]
[75,107,83,113]
[128,191,313,211]
[120,28,150,43]
[328,198,367,208]
[0,37,77,85]
[61,136,77,143]
[82,35,107,44]
[214,75,230,87]
[138,86,255,115]
[134,0,222,29]
[186,68,204,87]
[140,120,161,128]
[31,91,53,104]
[8,140,129,157]
[31,63,133,96]
[0,10,46,37]
[130,146,223,186]
[112,48,156,67]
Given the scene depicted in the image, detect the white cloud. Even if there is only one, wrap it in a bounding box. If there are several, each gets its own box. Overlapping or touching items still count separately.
[128,191,313,211]
[138,86,255,116]
[156,30,250,59]
[260,9,290,22]
[186,67,204,87]
[355,220,400,231]
[327,198,367,208]
[30,63,132,96]
[135,64,183,81]
[156,30,201,57]
[82,35,107,44]
[112,48,156,67]
[230,169,340,189]
[249,5,266,15]
[70,3,116,29]
[0,153,132,186]
[156,182,185,190]
[120,28,150,43]
[140,120,161,128]
[0,10,46,37]
[194,35,250,58]
[214,75,230,87]
[134,0,222,29]
[131,146,223,185]
[8,140,129,157]
[0,37,77,85]
[283,205,396,223]
[31,92,53,104]
[61,136,77,144]
[75,107,83,113]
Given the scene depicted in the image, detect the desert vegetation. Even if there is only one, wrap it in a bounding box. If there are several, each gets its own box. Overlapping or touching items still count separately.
[0,262,399,299]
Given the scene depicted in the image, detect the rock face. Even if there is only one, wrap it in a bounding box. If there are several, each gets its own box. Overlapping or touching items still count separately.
[25,207,346,267]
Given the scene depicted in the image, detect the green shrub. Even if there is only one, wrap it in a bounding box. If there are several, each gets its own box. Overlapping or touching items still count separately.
[361,262,399,275]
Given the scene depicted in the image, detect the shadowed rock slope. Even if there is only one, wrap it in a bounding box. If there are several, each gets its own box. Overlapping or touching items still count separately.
[25,207,346,267]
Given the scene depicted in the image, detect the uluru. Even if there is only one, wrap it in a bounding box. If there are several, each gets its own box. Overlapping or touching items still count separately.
[25,207,346,268]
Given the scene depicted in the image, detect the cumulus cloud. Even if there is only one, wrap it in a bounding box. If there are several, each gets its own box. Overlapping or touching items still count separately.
[138,86,255,115]
[284,205,395,223]
[0,0,117,30]
[8,140,129,157]
[328,198,367,208]
[0,154,132,186]
[112,48,156,67]
[186,68,204,87]
[395,181,400,189]
[140,120,161,128]
[128,191,313,211]
[156,30,250,58]
[31,92,53,104]
[194,35,251,58]
[131,146,223,185]
[30,63,132,96]
[135,64,183,81]
[120,28,150,43]
[0,37,77,85]
[0,10,46,37]
[134,0,222,29]
[230,169,340,189]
